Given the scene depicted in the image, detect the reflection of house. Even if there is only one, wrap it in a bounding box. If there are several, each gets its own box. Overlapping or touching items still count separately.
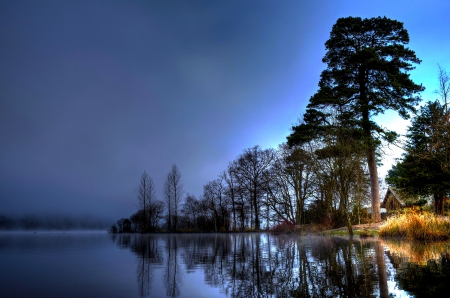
[122,219,132,233]
[381,188,405,213]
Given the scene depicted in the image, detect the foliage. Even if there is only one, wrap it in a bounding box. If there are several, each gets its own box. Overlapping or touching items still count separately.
[403,198,429,208]
[288,114,370,230]
[304,199,348,229]
[350,204,371,225]
[386,100,450,214]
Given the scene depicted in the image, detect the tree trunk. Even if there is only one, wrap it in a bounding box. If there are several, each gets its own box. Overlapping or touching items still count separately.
[434,193,445,215]
[295,173,304,225]
[360,67,381,223]
[214,210,217,232]
[168,213,171,232]
[232,192,236,231]
[346,213,353,236]
[253,189,260,230]
[367,147,381,222]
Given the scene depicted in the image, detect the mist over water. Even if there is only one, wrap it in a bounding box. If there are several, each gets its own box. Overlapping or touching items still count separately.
[0,214,112,231]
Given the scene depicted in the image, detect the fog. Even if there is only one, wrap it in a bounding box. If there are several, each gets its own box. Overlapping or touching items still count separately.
[0,214,112,231]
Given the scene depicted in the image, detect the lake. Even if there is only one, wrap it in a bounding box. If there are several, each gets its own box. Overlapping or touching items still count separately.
[1,232,449,297]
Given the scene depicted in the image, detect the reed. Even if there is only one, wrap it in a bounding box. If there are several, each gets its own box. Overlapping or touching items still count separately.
[379,211,450,241]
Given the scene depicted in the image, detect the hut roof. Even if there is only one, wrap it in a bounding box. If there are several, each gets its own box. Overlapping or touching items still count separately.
[381,187,405,208]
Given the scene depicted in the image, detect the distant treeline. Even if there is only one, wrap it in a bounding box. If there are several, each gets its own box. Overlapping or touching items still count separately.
[0,214,112,230]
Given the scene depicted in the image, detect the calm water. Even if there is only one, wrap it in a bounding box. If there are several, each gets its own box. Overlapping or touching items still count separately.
[1,232,449,298]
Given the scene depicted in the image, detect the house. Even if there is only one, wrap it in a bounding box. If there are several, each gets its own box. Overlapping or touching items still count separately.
[122,219,132,233]
[381,188,405,213]
[364,188,406,220]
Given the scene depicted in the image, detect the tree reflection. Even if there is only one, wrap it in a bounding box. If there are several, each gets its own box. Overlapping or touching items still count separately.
[180,234,383,297]
[285,236,381,298]
[111,234,163,297]
[163,236,181,297]
[110,233,450,297]
[135,235,163,297]
[375,241,388,298]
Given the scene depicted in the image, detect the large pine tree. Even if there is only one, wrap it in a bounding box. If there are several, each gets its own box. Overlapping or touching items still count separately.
[288,16,423,221]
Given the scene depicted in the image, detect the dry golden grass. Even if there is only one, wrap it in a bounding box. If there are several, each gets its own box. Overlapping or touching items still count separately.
[379,211,450,241]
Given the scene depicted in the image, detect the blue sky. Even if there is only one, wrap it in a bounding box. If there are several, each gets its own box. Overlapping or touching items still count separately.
[1,0,449,220]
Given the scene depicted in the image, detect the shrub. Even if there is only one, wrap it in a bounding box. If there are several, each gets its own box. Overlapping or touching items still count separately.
[108,225,118,233]
[270,220,298,234]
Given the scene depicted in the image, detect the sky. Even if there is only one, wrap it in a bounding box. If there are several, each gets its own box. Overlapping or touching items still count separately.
[1,0,449,221]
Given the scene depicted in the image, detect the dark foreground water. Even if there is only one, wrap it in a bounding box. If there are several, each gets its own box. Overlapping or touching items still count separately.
[1,232,450,298]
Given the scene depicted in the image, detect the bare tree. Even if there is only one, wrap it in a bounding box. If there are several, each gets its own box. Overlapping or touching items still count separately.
[181,194,199,230]
[137,171,157,231]
[233,146,275,230]
[264,143,315,225]
[436,65,450,180]
[221,163,239,231]
[436,64,450,114]
[164,164,184,232]
[203,177,230,231]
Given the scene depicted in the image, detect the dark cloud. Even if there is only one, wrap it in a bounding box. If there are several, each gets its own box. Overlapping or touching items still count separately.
[1,0,449,219]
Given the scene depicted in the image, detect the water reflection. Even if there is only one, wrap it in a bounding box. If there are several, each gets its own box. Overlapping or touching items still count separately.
[381,239,450,265]
[110,234,164,296]
[382,239,450,297]
[110,233,450,297]
[164,236,181,297]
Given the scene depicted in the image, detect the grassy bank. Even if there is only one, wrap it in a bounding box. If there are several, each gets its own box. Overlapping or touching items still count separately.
[321,223,381,237]
[379,211,450,241]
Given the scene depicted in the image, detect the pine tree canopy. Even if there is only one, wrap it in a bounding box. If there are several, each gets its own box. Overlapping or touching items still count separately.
[288,16,424,147]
